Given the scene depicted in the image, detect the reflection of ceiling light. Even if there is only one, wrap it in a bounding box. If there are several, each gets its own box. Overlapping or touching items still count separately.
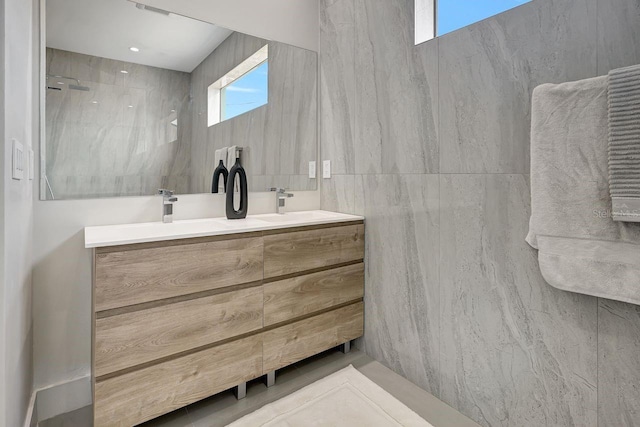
[128,105,134,108]
[57,81,65,85]
[120,70,129,74]
[171,109,176,113]
[129,47,140,52]
[91,100,98,104]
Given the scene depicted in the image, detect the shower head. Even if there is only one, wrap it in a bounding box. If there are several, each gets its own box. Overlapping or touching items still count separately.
[46,75,91,91]
[135,3,171,16]
[68,84,90,91]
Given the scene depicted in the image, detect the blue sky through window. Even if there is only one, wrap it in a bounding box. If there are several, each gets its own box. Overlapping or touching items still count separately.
[437,0,530,36]
[222,61,268,121]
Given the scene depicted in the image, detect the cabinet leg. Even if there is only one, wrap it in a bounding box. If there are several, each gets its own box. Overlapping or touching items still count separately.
[341,340,351,354]
[265,371,276,388]
[234,382,247,400]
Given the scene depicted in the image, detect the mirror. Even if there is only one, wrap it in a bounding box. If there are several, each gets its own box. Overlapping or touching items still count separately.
[41,0,317,200]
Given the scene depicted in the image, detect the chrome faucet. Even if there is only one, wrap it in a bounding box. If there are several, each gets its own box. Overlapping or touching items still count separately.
[158,189,178,223]
[269,188,294,214]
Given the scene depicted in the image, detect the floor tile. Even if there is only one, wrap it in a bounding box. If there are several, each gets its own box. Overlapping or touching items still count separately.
[39,406,93,427]
[41,349,476,427]
[138,409,192,427]
[187,364,312,427]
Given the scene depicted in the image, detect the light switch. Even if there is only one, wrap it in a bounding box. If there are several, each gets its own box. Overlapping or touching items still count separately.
[12,139,24,180]
[322,160,331,179]
[308,161,316,179]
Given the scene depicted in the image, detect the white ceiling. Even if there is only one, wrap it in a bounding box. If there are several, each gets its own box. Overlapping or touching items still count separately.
[46,0,233,73]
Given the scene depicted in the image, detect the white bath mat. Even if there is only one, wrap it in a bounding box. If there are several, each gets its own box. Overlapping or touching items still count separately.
[227,365,433,427]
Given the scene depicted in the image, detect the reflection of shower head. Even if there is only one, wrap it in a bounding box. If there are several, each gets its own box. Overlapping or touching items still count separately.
[46,75,91,91]
[135,3,171,16]
[68,84,90,91]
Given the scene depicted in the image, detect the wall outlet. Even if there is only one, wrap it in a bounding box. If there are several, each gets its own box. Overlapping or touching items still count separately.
[12,139,24,180]
[308,161,316,179]
[322,160,331,179]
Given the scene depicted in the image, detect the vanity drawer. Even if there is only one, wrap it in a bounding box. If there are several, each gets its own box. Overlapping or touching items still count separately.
[263,224,364,279]
[95,286,263,377]
[264,263,364,326]
[94,335,263,427]
[263,302,364,372]
[94,236,263,311]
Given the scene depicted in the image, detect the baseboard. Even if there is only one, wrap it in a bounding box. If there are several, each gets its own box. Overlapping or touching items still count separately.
[34,375,91,422]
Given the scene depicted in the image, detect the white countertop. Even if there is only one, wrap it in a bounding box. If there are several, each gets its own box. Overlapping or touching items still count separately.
[84,210,364,248]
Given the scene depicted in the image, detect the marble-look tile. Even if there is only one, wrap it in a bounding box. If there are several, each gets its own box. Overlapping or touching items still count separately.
[596,0,640,74]
[45,48,192,198]
[320,175,356,214]
[190,107,268,194]
[247,175,315,193]
[262,42,289,177]
[597,299,640,426]
[439,174,597,427]
[46,48,72,81]
[321,0,343,9]
[279,45,317,176]
[197,32,267,85]
[355,174,440,395]
[320,0,356,175]
[189,33,317,194]
[286,175,317,192]
[46,124,123,176]
[438,0,597,174]
[47,48,123,86]
[355,0,439,174]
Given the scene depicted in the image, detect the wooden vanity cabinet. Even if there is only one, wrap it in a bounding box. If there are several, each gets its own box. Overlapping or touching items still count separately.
[92,221,364,426]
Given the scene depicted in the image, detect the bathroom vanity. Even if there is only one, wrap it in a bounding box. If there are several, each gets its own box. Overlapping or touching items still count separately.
[85,211,365,426]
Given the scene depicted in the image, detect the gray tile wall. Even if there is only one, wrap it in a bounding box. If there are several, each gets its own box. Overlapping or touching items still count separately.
[320,0,640,425]
[189,32,318,193]
[46,48,192,198]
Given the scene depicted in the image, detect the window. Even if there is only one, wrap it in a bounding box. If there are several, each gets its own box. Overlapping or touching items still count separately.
[415,0,531,44]
[221,61,268,121]
[208,45,268,126]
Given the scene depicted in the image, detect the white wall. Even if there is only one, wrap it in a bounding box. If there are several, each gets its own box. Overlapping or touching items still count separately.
[3,0,36,425]
[134,0,319,52]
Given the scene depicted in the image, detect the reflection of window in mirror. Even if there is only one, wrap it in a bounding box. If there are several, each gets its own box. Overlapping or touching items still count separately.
[208,45,268,126]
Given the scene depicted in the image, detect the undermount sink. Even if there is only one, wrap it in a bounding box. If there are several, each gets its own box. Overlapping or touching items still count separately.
[254,211,338,223]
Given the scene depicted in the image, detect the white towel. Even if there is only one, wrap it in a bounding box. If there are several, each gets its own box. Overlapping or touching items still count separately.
[527,76,640,305]
[214,147,228,193]
[608,64,640,222]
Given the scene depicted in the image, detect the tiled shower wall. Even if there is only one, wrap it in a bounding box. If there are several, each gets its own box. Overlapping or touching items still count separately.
[189,32,318,194]
[45,49,191,198]
[319,0,640,425]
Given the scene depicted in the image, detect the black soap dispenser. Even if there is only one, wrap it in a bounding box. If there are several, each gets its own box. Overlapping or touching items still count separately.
[211,160,228,194]
[226,147,248,220]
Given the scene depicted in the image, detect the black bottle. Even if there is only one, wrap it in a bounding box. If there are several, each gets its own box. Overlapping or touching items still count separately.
[226,157,248,219]
[211,160,228,194]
